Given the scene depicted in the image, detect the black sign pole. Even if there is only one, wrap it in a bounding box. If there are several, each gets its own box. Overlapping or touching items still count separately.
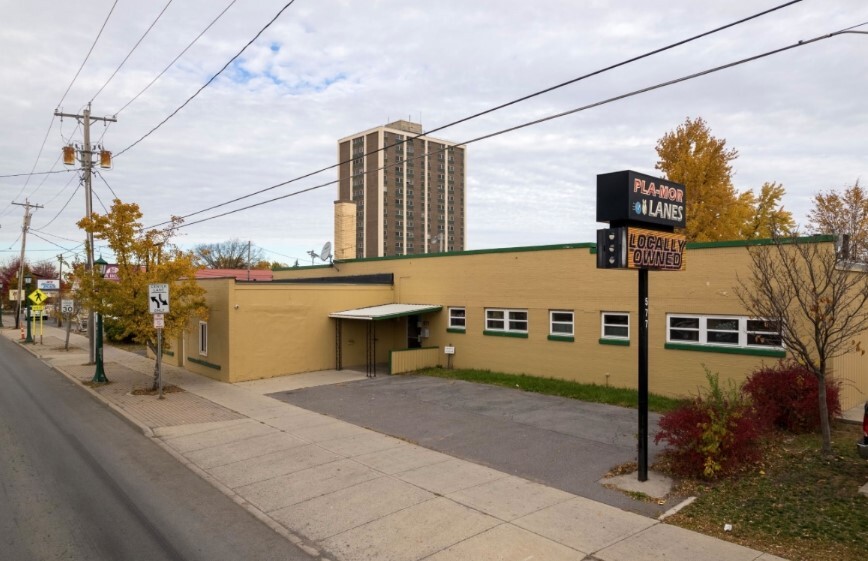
[638,268,649,481]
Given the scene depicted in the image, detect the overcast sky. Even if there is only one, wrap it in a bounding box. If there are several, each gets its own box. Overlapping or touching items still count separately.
[1,0,865,268]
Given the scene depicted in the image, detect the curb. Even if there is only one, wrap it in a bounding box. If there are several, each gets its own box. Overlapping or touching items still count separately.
[5,332,331,561]
[9,336,157,438]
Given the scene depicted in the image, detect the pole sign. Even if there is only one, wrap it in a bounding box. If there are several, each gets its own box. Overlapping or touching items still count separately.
[595,170,688,484]
[61,300,75,314]
[596,170,687,270]
[153,313,165,329]
[148,283,170,314]
[38,279,60,291]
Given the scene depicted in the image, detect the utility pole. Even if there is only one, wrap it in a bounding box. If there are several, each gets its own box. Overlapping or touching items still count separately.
[247,240,252,281]
[55,103,116,364]
[12,199,43,332]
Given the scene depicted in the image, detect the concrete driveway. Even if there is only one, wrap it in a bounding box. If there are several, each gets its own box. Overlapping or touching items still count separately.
[271,374,673,517]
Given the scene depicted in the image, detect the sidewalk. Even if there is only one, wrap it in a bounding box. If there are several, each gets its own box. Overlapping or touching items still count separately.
[2,323,787,561]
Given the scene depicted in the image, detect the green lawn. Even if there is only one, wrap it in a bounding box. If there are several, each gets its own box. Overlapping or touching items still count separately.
[666,423,867,561]
[416,367,685,413]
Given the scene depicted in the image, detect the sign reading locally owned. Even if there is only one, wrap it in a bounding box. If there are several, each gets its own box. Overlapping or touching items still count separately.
[596,170,686,230]
[38,279,60,291]
[626,227,686,271]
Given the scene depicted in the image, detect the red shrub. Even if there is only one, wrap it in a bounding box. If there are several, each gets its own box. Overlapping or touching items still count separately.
[742,361,841,433]
[654,371,765,479]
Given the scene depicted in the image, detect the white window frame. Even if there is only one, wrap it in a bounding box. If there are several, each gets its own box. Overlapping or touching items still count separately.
[448,307,466,330]
[549,310,574,336]
[601,312,630,340]
[485,308,528,334]
[198,321,208,356]
[666,314,783,349]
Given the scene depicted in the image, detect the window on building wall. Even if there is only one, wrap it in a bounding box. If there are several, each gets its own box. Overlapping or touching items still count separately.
[198,321,208,356]
[448,307,466,330]
[601,312,630,340]
[485,308,528,334]
[550,310,574,337]
[667,314,783,350]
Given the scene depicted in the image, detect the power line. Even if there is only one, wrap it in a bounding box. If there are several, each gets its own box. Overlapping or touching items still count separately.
[32,177,83,231]
[115,0,297,158]
[90,0,174,104]
[113,0,238,116]
[0,169,79,180]
[57,0,119,108]
[169,23,866,232]
[149,0,805,228]
[95,170,119,200]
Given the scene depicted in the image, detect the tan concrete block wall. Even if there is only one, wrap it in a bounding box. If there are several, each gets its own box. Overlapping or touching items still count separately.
[226,284,394,382]
[272,243,801,397]
[334,201,357,260]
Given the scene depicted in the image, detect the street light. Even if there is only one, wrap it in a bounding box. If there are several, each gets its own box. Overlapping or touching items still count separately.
[92,255,108,383]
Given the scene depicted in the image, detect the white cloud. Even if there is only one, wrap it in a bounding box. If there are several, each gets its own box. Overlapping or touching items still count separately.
[1,0,866,267]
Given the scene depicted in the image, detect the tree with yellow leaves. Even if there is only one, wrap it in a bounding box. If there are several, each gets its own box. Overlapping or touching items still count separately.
[74,199,207,390]
[655,117,793,241]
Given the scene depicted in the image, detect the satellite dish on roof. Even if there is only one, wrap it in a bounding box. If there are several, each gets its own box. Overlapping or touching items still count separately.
[320,241,332,262]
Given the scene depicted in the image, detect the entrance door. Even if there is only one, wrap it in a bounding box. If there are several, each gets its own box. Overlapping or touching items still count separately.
[407,314,422,349]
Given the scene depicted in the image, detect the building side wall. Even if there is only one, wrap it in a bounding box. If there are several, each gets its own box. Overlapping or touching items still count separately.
[273,244,803,397]
[183,278,233,382]
[225,284,395,382]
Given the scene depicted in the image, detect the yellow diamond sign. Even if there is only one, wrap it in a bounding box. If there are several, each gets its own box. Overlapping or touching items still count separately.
[28,289,48,305]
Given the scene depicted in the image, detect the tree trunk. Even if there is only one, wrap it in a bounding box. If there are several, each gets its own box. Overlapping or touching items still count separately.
[817,374,832,455]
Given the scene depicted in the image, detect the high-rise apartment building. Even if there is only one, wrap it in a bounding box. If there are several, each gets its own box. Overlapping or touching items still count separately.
[337,120,466,258]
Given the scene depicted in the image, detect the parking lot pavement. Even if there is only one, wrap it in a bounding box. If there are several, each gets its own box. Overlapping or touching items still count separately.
[270,374,675,517]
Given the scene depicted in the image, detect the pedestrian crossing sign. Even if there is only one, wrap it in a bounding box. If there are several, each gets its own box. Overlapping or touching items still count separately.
[28,289,48,305]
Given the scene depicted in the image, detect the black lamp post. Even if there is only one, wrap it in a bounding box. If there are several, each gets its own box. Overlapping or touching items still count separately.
[24,275,33,343]
[92,256,108,383]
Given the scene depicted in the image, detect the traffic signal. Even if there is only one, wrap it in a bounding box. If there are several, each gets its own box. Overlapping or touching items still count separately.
[596,227,626,269]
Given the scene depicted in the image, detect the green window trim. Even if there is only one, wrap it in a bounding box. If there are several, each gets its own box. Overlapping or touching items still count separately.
[446,328,466,334]
[187,356,222,370]
[162,349,175,357]
[599,338,630,346]
[664,342,786,358]
[547,335,574,342]
[483,330,529,339]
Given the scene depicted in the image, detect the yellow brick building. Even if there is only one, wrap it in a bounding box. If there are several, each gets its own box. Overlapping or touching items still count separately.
[169,235,866,410]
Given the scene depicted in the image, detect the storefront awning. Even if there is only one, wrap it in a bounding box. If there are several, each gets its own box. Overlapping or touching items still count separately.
[329,303,442,321]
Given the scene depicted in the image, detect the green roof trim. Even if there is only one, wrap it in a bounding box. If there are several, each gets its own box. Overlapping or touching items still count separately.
[599,338,630,346]
[483,330,529,339]
[664,342,786,358]
[331,242,597,265]
[685,234,835,250]
[272,264,335,272]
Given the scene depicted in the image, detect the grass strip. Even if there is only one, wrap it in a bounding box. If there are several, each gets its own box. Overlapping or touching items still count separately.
[416,367,685,413]
[667,424,866,561]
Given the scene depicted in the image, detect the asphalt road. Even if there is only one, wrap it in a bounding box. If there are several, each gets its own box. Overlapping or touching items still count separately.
[272,374,673,517]
[0,335,313,561]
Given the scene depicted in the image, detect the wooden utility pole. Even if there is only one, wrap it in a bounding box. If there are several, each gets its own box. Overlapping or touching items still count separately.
[55,103,116,363]
[12,199,43,330]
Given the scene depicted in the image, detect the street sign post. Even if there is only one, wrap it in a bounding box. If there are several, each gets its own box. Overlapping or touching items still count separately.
[149,284,170,399]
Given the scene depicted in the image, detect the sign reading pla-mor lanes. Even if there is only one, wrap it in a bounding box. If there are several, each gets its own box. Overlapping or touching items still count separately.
[596,170,686,230]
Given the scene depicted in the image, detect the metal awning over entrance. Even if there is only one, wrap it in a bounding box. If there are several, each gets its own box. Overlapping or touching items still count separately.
[330,304,442,377]
[329,303,442,321]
